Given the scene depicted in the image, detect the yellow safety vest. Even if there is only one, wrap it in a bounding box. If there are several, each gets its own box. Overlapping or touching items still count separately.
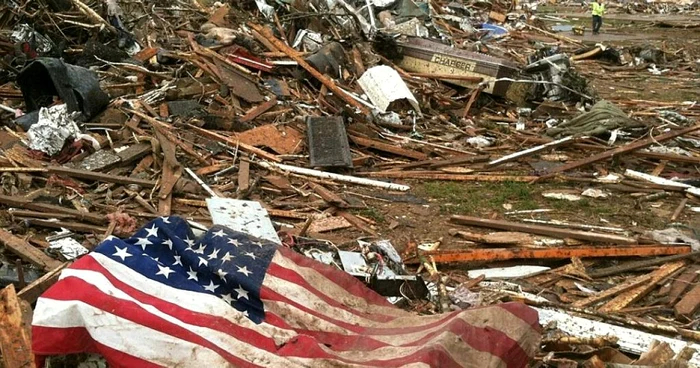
[592,2,605,16]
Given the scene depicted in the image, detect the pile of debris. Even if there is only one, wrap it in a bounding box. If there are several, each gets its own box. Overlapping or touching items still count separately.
[0,0,699,367]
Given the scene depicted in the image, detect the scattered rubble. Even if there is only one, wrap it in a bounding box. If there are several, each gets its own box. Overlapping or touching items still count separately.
[0,0,699,366]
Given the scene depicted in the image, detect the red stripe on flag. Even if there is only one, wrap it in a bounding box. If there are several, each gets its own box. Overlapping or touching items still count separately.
[41,277,265,367]
[278,248,395,307]
[266,262,395,322]
[33,326,162,368]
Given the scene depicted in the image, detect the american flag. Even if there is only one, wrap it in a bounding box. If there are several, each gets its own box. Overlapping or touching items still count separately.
[32,216,541,367]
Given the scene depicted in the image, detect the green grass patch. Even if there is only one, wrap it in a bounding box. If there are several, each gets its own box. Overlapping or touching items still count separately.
[416,181,539,215]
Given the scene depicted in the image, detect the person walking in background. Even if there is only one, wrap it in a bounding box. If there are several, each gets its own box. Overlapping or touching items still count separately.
[591,0,605,35]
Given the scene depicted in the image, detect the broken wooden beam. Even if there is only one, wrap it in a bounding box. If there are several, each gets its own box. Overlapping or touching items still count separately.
[309,183,349,208]
[17,262,69,304]
[487,136,579,168]
[249,24,371,115]
[544,123,700,176]
[0,285,34,368]
[257,161,410,191]
[239,97,277,123]
[404,245,691,264]
[0,194,104,225]
[47,166,157,187]
[572,273,655,308]
[598,261,686,313]
[451,215,638,244]
[349,135,429,161]
[675,284,700,318]
[588,251,700,278]
[0,229,63,271]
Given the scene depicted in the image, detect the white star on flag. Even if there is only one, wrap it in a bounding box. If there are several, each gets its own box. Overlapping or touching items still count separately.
[244,252,256,260]
[186,267,198,281]
[144,225,159,238]
[212,229,226,238]
[198,257,208,267]
[234,286,249,300]
[183,237,195,247]
[236,266,252,277]
[221,252,234,263]
[227,238,240,247]
[207,248,220,260]
[216,269,228,280]
[112,246,132,261]
[194,244,207,254]
[160,216,171,223]
[162,238,173,250]
[134,238,152,250]
[172,255,182,266]
[203,280,219,293]
[221,293,234,304]
[156,265,175,279]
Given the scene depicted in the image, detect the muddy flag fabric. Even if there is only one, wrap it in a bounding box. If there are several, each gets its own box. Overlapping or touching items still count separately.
[32,217,541,367]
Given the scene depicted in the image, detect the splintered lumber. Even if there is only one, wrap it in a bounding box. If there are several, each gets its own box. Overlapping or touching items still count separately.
[238,159,250,192]
[0,194,104,225]
[598,261,686,313]
[17,263,69,304]
[404,245,690,264]
[451,215,638,244]
[487,136,578,167]
[675,283,700,318]
[625,169,700,197]
[349,135,429,161]
[0,229,62,271]
[588,251,700,278]
[187,124,281,162]
[249,24,370,115]
[310,183,348,208]
[572,273,655,308]
[0,285,34,368]
[47,166,157,187]
[258,161,410,191]
[668,265,700,305]
[360,172,539,182]
[545,123,700,176]
[239,97,278,123]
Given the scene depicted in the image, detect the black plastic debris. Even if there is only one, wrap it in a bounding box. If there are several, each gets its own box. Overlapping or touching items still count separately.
[16,58,110,125]
[306,116,353,168]
[305,42,346,79]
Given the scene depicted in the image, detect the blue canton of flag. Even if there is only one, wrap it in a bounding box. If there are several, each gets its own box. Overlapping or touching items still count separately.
[100,216,277,323]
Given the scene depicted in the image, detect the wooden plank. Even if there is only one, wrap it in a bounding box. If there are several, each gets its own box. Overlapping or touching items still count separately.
[668,265,699,305]
[23,219,108,233]
[675,283,700,318]
[545,123,700,176]
[451,215,638,244]
[572,273,654,308]
[266,209,308,220]
[18,263,69,304]
[249,24,370,115]
[0,285,34,368]
[404,246,691,264]
[0,194,104,224]
[598,261,686,313]
[310,183,348,208]
[47,166,156,187]
[239,97,277,123]
[389,154,490,171]
[238,159,250,192]
[0,229,62,271]
[349,135,429,161]
[338,211,377,235]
